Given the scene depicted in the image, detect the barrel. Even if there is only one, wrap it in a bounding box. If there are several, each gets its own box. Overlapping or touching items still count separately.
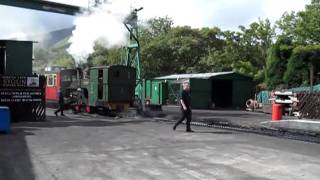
[272,103,282,121]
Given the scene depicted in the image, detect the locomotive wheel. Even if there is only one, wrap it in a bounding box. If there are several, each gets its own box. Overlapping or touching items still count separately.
[72,105,80,114]
[85,106,95,114]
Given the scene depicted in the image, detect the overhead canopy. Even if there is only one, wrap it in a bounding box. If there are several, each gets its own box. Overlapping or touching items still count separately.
[0,0,81,15]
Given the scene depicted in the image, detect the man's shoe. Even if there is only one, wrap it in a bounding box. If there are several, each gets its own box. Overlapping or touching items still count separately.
[54,112,58,116]
[173,126,176,131]
[186,129,194,132]
[61,114,65,116]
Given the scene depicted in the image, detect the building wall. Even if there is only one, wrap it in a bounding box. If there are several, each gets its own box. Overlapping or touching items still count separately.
[5,41,33,76]
[232,80,255,108]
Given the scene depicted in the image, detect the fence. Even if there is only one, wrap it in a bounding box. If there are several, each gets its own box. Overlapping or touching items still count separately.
[297,92,320,119]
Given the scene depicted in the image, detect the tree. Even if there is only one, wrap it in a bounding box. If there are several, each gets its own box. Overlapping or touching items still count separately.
[142,26,214,77]
[270,0,320,88]
[276,12,298,41]
[235,19,275,80]
[284,45,320,87]
[295,0,320,44]
[49,44,75,68]
[87,42,122,66]
[265,37,293,89]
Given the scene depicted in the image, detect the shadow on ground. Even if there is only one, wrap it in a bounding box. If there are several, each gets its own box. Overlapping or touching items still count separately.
[0,114,149,180]
[0,128,36,180]
[13,115,149,129]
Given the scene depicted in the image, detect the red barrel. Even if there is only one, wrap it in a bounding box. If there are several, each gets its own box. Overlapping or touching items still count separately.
[272,103,282,121]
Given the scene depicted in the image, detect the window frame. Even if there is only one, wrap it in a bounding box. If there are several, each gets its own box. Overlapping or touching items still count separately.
[46,74,57,87]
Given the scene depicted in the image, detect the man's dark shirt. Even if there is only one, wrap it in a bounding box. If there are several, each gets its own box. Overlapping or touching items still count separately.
[181,90,191,110]
[58,91,64,104]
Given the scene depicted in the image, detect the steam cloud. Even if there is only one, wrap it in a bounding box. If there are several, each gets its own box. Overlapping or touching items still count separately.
[67,0,132,65]
[67,0,207,65]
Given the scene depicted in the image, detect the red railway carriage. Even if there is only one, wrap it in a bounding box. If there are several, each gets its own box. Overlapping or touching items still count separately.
[45,67,62,104]
[44,67,82,106]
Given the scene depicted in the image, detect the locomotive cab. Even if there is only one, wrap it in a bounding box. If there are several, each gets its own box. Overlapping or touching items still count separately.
[87,65,136,113]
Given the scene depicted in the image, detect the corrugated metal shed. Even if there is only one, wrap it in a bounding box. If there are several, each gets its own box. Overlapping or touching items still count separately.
[155,71,254,109]
[155,71,234,80]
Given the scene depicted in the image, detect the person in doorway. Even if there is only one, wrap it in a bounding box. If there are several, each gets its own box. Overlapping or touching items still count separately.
[54,89,65,116]
[173,81,193,132]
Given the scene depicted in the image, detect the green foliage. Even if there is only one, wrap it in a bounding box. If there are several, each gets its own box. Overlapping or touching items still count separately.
[284,45,320,86]
[33,36,75,70]
[265,37,293,89]
[276,12,297,40]
[51,54,74,67]
[283,50,309,86]
[87,43,122,66]
[45,36,75,68]
[295,0,320,44]
[269,0,320,88]
[142,25,224,77]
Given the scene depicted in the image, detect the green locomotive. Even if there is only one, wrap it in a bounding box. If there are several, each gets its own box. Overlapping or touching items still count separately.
[71,65,136,114]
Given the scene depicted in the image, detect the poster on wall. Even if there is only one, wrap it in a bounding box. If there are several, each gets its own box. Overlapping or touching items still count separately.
[27,77,39,87]
[0,76,43,103]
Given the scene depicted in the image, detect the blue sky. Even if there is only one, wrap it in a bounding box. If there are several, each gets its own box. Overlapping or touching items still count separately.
[0,0,311,39]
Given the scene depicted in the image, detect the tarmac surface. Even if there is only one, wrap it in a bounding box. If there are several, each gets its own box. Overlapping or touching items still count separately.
[1,109,320,180]
[162,106,320,135]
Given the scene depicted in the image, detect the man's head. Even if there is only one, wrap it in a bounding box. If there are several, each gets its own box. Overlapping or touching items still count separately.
[182,81,190,91]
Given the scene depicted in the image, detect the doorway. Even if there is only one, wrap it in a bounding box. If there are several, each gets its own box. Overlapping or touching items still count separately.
[212,79,233,108]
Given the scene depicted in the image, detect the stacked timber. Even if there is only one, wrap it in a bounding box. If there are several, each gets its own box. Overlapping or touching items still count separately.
[272,91,299,116]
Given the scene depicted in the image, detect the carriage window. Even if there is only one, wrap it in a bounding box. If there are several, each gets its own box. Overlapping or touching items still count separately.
[61,75,71,82]
[72,75,77,81]
[113,70,120,78]
[46,74,57,87]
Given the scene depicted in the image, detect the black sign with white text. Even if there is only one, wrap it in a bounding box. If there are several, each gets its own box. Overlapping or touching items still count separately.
[0,76,43,103]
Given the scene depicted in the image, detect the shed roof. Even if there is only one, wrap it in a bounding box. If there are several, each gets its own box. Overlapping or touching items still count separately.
[155,71,236,80]
[0,40,34,43]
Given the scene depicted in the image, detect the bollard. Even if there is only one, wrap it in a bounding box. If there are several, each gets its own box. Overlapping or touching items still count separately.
[272,103,282,121]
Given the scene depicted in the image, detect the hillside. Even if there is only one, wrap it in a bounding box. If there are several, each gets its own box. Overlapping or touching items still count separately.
[33,27,74,73]
[34,27,74,49]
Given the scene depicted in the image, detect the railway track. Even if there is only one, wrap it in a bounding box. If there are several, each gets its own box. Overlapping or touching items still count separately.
[155,118,320,144]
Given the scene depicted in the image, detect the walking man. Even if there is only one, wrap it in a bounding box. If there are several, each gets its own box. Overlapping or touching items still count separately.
[54,89,65,116]
[173,81,193,132]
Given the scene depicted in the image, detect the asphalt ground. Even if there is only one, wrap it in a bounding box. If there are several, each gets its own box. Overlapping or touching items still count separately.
[1,109,320,180]
[161,106,320,135]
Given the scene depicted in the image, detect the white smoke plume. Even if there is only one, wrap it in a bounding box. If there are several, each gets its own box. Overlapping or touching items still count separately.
[67,0,205,65]
[67,0,133,65]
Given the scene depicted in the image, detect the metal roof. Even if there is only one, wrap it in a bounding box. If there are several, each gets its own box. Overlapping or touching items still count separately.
[0,40,34,43]
[155,71,235,80]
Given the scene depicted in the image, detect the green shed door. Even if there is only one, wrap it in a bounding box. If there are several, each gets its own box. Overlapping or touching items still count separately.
[89,69,99,106]
[145,80,152,99]
[150,81,168,105]
[160,82,168,105]
[103,68,109,101]
[151,81,160,105]
[190,79,212,109]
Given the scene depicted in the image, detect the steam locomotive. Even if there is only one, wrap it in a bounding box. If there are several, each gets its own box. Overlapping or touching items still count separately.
[44,65,136,114]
